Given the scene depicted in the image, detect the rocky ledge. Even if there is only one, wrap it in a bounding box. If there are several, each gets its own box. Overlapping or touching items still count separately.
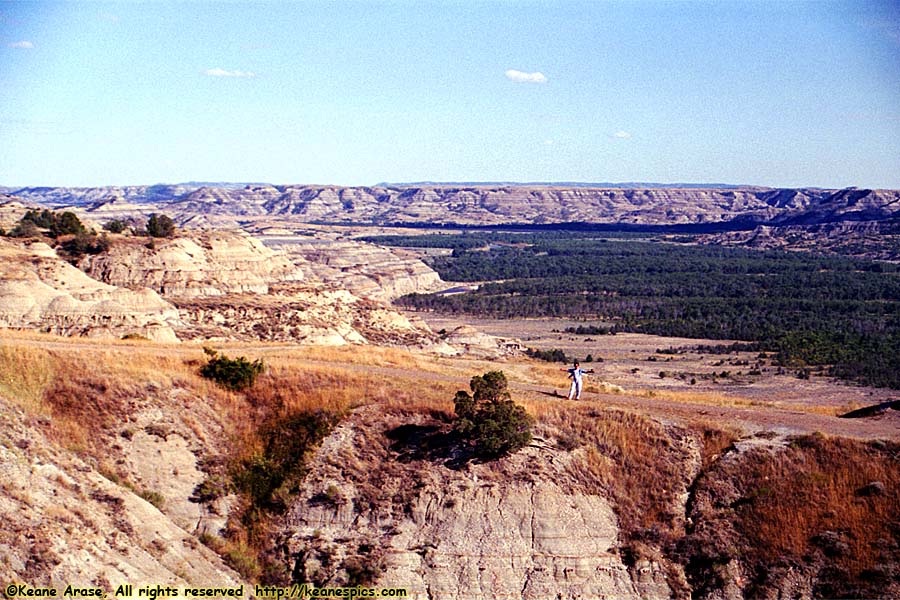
[0,240,179,341]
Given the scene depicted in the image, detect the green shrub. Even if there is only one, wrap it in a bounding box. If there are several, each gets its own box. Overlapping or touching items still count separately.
[230,410,340,512]
[103,219,127,233]
[58,232,111,259]
[51,211,88,237]
[8,219,41,238]
[525,347,568,363]
[453,371,533,459]
[146,213,176,238]
[17,209,87,237]
[138,489,166,510]
[121,333,149,341]
[199,350,264,391]
[191,474,232,503]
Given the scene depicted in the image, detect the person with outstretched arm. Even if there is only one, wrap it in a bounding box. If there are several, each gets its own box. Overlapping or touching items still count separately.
[562,361,594,400]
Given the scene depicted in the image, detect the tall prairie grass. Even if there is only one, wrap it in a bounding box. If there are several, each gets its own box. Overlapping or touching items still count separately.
[0,344,55,413]
[542,405,694,541]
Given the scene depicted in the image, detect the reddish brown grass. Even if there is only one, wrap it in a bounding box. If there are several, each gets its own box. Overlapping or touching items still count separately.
[686,433,900,597]
[737,435,900,575]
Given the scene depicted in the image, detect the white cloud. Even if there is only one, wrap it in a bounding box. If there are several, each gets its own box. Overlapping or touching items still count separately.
[8,41,34,49]
[612,130,632,139]
[204,67,256,78]
[505,69,547,84]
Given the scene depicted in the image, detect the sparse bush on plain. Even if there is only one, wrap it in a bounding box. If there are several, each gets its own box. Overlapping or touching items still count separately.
[453,370,533,459]
[565,325,616,336]
[200,349,265,391]
[525,347,568,363]
[121,333,149,341]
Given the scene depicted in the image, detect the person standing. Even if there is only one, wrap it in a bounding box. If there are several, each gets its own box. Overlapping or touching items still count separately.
[562,361,594,400]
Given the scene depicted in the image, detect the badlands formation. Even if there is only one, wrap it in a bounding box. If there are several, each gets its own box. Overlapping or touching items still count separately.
[8,183,900,227]
[0,225,454,349]
[0,240,179,342]
[7,182,899,259]
[1,189,899,600]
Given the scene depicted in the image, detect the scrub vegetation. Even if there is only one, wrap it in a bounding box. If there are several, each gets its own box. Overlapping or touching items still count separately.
[1,331,897,596]
[379,231,900,389]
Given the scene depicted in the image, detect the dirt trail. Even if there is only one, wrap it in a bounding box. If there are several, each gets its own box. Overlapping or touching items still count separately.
[4,334,898,440]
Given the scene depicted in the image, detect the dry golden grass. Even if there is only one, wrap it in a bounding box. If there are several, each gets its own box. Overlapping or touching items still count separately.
[630,387,770,409]
[0,336,236,454]
[280,344,437,370]
[740,435,899,573]
[0,344,55,413]
[539,404,692,543]
[694,420,741,470]
[245,360,456,422]
[526,361,575,388]
[3,330,899,594]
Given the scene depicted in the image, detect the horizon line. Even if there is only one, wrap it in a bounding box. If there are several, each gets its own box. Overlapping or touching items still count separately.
[1,180,875,191]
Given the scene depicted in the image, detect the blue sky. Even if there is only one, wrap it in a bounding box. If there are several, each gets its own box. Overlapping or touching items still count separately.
[1,1,898,188]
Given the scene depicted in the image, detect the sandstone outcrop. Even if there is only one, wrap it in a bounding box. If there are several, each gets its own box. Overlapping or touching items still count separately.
[79,231,304,298]
[0,394,243,587]
[73,229,446,347]
[266,235,444,301]
[175,284,451,350]
[441,325,523,358]
[0,197,33,230]
[0,240,179,341]
[48,230,447,348]
[272,407,672,600]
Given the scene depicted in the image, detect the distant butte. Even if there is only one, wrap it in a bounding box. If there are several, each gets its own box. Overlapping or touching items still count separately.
[2,183,898,228]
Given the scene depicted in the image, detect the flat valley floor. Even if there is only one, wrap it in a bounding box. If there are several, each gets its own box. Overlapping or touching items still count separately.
[416,313,900,440]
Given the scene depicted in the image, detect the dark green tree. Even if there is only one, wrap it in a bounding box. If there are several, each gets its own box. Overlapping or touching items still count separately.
[146,213,176,238]
[8,220,40,238]
[50,211,87,237]
[453,371,533,459]
[103,219,127,234]
[13,209,86,238]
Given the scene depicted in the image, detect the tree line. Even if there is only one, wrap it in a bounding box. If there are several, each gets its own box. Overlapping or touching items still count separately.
[376,232,900,389]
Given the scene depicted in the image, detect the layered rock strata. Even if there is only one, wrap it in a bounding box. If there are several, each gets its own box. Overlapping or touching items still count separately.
[274,408,672,600]
[0,240,179,341]
[10,184,900,228]
[265,236,444,301]
[79,231,303,298]
[175,284,451,350]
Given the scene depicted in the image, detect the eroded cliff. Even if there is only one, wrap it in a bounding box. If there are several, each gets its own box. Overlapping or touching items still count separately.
[265,407,679,600]
[0,240,179,341]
